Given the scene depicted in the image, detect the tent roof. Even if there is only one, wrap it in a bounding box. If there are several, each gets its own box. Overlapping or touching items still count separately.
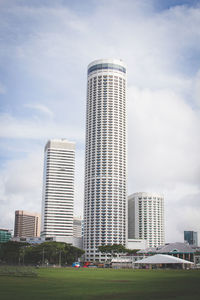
[111,258,132,263]
[134,254,194,264]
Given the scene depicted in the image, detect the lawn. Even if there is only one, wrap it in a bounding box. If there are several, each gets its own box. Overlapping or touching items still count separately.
[0,267,200,300]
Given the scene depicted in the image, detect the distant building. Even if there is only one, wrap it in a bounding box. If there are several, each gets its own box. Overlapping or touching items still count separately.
[14,210,41,237]
[128,192,165,248]
[73,217,83,249]
[12,236,45,244]
[12,235,83,249]
[41,139,75,244]
[0,229,12,243]
[73,217,82,238]
[184,231,198,247]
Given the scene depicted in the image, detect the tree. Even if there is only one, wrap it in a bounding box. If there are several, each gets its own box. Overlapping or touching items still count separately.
[0,241,29,265]
[23,242,84,265]
[0,241,84,266]
[126,249,139,255]
[98,244,127,257]
[0,241,84,265]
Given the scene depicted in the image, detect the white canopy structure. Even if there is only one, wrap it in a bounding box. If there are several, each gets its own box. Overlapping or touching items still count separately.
[133,254,194,265]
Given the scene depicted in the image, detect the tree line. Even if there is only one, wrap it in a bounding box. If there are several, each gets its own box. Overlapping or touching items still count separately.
[98,244,138,256]
[0,241,84,265]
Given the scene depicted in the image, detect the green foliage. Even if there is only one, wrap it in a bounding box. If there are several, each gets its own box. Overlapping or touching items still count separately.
[98,244,127,255]
[0,241,29,264]
[126,249,139,255]
[0,241,84,266]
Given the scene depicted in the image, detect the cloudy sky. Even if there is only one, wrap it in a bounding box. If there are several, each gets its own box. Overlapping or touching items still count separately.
[0,0,200,243]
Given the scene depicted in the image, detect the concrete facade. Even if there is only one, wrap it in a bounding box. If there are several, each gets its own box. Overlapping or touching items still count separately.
[14,210,41,238]
[73,217,82,238]
[128,192,165,247]
[41,139,75,241]
[84,59,127,261]
[127,238,147,250]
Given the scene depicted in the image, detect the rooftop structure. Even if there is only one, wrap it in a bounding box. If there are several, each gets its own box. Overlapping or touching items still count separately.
[138,242,195,262]
[134,254,194,266]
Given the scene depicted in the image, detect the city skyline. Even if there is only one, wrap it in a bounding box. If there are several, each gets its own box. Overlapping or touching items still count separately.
[0,0,200,243]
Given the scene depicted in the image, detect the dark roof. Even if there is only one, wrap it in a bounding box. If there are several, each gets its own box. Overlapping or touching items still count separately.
[138,242,195,254]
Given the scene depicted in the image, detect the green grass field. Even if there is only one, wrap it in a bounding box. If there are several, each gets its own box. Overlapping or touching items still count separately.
[0,267,200,300]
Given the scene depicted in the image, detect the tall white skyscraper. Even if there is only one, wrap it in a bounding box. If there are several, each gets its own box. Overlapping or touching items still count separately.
[41,139,75,243]
[128,192,165,248]
[84,59,127,261]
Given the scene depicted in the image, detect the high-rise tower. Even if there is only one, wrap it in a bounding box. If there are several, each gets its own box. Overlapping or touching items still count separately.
[84,59,127,262]
[41,139,75,243]
[128,192,165,248]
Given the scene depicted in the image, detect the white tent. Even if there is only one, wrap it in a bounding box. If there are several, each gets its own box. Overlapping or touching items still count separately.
[134,254,194,265]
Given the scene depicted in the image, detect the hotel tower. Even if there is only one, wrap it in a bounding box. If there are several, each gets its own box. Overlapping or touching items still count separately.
[41,139,75,243]
[128,192,165,248]
[84,59,127,261]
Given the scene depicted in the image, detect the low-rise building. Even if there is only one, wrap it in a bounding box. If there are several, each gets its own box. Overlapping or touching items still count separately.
[138,242,195,262]
[0,229,12,243]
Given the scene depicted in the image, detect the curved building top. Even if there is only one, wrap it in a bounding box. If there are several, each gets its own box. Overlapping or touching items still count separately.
[87,58,126,75]
[128,192,164,199]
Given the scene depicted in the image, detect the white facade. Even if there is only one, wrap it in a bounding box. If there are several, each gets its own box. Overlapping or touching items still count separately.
[127,239,147,250]
[73,217,82,238]
[84,59,127,261]
[128,192,165,248]
[41,139,75,241]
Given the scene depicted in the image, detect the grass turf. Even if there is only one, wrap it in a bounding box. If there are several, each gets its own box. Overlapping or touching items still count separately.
[0,267,200,300]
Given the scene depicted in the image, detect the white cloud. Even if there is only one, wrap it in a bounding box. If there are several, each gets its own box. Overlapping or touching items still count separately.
[0,150,43,230]
[194,69,200,107]
[128,86,200,188]
[0,113,84,142]
[0,82,6,94]
[128,86,200,241]
[25,103,54,117]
